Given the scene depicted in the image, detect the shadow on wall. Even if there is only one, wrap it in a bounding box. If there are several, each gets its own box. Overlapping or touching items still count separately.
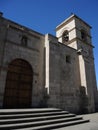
[39,88,49,108]
[79,86,89,114]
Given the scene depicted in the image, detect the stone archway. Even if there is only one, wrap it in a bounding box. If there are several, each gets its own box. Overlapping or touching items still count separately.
[3,59,33,108]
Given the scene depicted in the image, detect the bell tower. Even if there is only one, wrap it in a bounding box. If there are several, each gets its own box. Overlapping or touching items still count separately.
[56,14,97,112]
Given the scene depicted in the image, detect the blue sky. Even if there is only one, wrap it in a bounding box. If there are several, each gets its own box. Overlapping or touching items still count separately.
[0,0,98,86]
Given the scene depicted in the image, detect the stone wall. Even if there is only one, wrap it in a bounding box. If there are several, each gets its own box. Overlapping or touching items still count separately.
[0,16,45,108]
[45,34,81,113]
[0,14,97,114]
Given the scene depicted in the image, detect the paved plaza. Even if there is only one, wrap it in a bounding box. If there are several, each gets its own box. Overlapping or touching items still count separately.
[56,113,98,130]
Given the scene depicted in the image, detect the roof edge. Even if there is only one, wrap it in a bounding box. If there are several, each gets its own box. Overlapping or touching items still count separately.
[56,14,92,31]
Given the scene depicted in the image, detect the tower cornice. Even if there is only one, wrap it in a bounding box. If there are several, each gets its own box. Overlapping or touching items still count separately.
[56,14,92,31]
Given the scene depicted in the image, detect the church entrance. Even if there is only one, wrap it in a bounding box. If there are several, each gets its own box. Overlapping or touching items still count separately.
[3,59,33,108]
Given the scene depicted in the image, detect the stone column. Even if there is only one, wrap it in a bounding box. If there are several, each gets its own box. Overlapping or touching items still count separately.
[45,34,50,94]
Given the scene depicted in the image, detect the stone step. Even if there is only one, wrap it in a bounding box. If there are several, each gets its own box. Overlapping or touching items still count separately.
[0,113,75,125]
[14,119,89,130]
[0,111,68,119]
[0,108,89,129]
[0,116,87,129]
[0,108,61,115]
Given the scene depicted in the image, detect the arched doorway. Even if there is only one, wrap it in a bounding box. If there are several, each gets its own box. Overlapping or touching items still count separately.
[3,59,33,108]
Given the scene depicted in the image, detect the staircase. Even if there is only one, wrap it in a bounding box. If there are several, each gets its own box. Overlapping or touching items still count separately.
[0,108,89,130]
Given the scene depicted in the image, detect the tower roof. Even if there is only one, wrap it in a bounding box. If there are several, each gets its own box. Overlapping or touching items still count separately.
[56,14,92,31]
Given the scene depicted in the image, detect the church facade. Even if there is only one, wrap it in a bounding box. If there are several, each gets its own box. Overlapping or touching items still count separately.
[0,13,98,113]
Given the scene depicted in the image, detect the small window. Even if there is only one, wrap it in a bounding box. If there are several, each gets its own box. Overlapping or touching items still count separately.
[81,30,87,42]
[62,30,69,44]
[21,36,28,46]
[66,55,71,63]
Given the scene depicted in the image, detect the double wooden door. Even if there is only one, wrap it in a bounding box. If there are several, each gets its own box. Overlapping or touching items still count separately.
[3,59,33,108]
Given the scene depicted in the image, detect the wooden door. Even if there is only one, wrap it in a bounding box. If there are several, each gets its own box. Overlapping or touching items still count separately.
[3,59,33,108]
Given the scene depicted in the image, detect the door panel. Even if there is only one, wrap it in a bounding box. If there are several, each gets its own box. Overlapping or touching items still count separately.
[3,59,33,108]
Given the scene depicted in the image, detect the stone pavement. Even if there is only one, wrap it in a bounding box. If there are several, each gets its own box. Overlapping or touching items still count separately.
[55,113,98,130]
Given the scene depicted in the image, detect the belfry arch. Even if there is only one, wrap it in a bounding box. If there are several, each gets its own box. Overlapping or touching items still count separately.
[3,59,33,108]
